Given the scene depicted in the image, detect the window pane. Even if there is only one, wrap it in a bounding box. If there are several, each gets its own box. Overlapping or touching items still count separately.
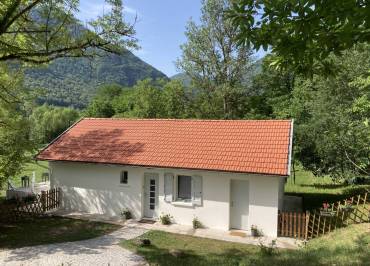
[120,171,128,184]
[178,175,191,200]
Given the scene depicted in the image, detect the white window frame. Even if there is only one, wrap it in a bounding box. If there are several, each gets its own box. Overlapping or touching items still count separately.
[170,174,202,206]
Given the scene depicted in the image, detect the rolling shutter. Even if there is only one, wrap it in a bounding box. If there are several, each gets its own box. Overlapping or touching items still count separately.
[164,173,174,202]
[192,175,202,206]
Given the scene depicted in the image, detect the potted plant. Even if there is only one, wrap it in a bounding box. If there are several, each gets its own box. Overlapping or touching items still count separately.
[120,208,132,220]
[159,213,173,225]
[340,200,354,212]
[192,217,203,229]
[320,203,336,217]
[251,225,262,237]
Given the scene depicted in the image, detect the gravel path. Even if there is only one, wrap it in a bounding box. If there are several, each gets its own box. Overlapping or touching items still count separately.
[0,226,148,266]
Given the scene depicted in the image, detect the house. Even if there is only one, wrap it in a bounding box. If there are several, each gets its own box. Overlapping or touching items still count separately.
[36,118,293,237]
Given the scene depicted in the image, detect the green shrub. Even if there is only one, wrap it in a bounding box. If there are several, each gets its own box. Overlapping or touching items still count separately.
[159,213,172,225]
[121,208,132,220]
[192,217,203,229]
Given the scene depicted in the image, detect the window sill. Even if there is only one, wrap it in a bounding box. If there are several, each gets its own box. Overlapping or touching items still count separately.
[171,201,194,207]
[119,184,129,187]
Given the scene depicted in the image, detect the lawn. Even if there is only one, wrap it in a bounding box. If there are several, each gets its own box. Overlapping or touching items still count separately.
[285,166,370,210]
[0,160,49,200]
[0,216,121,249]
[121,223,370,266]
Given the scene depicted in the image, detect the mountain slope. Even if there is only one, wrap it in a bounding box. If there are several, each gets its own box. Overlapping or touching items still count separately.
[25,50,167,108]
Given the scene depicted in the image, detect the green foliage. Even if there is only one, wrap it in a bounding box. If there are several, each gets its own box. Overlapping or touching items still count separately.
[250,46,370,180]
[23,52,167,108]
[30,104,80,144]
[86,79,193,119]
[177,0,253,119]
[192,217,204,229]
[228,0,370,75]
[159,213,173,225]
[0,65,36,188]
[0,0,137,64]
[290,46,370,179]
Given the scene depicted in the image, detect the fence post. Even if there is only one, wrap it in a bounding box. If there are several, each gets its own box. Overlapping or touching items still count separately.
[58,187,61,208]
[41,190,46,212]
[305,211,310,241]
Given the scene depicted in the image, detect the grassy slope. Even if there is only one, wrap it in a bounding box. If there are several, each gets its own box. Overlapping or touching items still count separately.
[285,167,370,210]
[0,216,121,249]
[121,223,370,266]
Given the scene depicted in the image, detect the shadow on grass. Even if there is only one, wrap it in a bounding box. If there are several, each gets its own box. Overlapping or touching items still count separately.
[286,185,370,210]
[122,227,370,266]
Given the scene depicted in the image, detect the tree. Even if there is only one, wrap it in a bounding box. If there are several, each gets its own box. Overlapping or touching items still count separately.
[84,84,123,117]
[30,104,80,144]
[0,0,137,63]
[0,0,136,187]
[0,65,35,188]
[228,0,370,74]
[177,0,253,119]
[162,80,190,118]
[126,79,165,118]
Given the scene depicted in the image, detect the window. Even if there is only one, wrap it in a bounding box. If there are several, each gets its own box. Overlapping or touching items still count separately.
[120,171,128,184]
[177,175,192,200]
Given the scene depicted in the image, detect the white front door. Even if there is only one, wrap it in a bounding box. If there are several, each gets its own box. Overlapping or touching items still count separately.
[144,173,158,218]
[230,180,249,230]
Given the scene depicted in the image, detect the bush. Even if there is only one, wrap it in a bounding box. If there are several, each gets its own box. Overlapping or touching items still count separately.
[120,208,132,220]
[159,213,172,225]
[259,239,277,256]
[251,225,263,237]
[192,217,203,229]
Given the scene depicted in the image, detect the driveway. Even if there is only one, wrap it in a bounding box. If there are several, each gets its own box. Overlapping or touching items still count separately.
[0,226,148,266]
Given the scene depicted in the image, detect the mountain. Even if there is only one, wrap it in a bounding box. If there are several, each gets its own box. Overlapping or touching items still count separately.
[24,50,167,108]
[171,72,192,86]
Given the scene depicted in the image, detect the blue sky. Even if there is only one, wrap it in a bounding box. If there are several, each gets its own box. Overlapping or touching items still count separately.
[77,0,265,77]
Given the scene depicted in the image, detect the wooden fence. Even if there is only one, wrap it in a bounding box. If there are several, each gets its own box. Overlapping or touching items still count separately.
[278,211,309,239]
[306,192,369,239]
[0,188,60,222]
[278,191,370,240]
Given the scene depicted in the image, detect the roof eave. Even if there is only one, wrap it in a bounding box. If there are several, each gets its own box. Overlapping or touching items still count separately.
[287,119,294,176]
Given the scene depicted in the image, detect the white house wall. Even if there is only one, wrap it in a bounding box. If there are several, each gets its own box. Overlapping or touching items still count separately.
[49,161,283,237]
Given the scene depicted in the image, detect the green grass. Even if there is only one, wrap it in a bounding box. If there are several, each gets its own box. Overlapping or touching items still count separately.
[0,160,49,200]
[121,223,370,266]
[0,216,121,249]
[285,167,370,210]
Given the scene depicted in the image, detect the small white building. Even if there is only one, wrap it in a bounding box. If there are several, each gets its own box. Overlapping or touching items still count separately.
[37,118,293,237]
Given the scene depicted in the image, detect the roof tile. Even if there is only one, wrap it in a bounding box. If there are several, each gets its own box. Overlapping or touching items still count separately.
[37,118,292,176]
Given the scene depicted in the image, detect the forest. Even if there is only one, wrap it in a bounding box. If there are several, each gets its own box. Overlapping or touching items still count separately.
[0,0,369,188]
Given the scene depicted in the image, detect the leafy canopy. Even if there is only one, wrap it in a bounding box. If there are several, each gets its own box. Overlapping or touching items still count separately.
[0,0,137,64]
[228,0,370,74]
[177,0,253,119]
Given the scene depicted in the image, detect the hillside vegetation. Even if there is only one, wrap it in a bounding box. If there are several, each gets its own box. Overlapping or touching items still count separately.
[23,51,167,108]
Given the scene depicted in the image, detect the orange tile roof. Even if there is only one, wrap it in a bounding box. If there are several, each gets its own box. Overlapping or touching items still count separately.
[36,118,293,176]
